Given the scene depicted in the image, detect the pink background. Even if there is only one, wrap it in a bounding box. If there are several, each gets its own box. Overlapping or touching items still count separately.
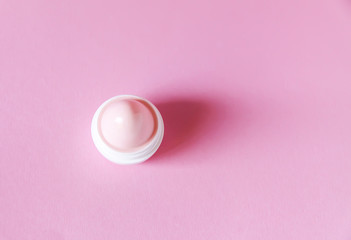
[1,0,351,239]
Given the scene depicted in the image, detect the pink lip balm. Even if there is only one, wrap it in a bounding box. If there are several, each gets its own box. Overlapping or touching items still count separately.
[91,95,164,164]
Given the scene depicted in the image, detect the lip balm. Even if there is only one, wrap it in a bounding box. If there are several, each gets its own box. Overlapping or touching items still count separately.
[91,95,164,164]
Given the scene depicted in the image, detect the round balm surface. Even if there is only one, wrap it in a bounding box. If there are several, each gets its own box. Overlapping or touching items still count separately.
[98,99,157,152]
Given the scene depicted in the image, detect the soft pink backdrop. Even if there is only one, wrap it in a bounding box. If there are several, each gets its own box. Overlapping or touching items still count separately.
[1,0,351,239]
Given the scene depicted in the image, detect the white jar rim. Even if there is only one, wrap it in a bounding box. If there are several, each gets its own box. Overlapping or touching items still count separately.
[91,95,164,164]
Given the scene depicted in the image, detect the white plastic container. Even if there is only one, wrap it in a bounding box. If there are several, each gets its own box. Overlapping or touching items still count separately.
[91,95,164,164]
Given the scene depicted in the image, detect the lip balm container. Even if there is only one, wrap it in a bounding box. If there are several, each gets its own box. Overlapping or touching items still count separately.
[91,95,164,164]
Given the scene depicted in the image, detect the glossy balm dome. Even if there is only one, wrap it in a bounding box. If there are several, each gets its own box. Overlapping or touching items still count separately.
[91,95,164,164]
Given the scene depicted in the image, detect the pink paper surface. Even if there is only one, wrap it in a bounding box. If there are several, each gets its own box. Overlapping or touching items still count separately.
[1,0,351,239]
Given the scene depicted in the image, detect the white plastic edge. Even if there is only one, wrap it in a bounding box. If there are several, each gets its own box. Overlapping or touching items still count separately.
[91,95,164,165]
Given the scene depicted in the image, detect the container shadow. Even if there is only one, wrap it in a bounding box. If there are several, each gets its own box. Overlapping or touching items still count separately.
[149,98,215,162]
